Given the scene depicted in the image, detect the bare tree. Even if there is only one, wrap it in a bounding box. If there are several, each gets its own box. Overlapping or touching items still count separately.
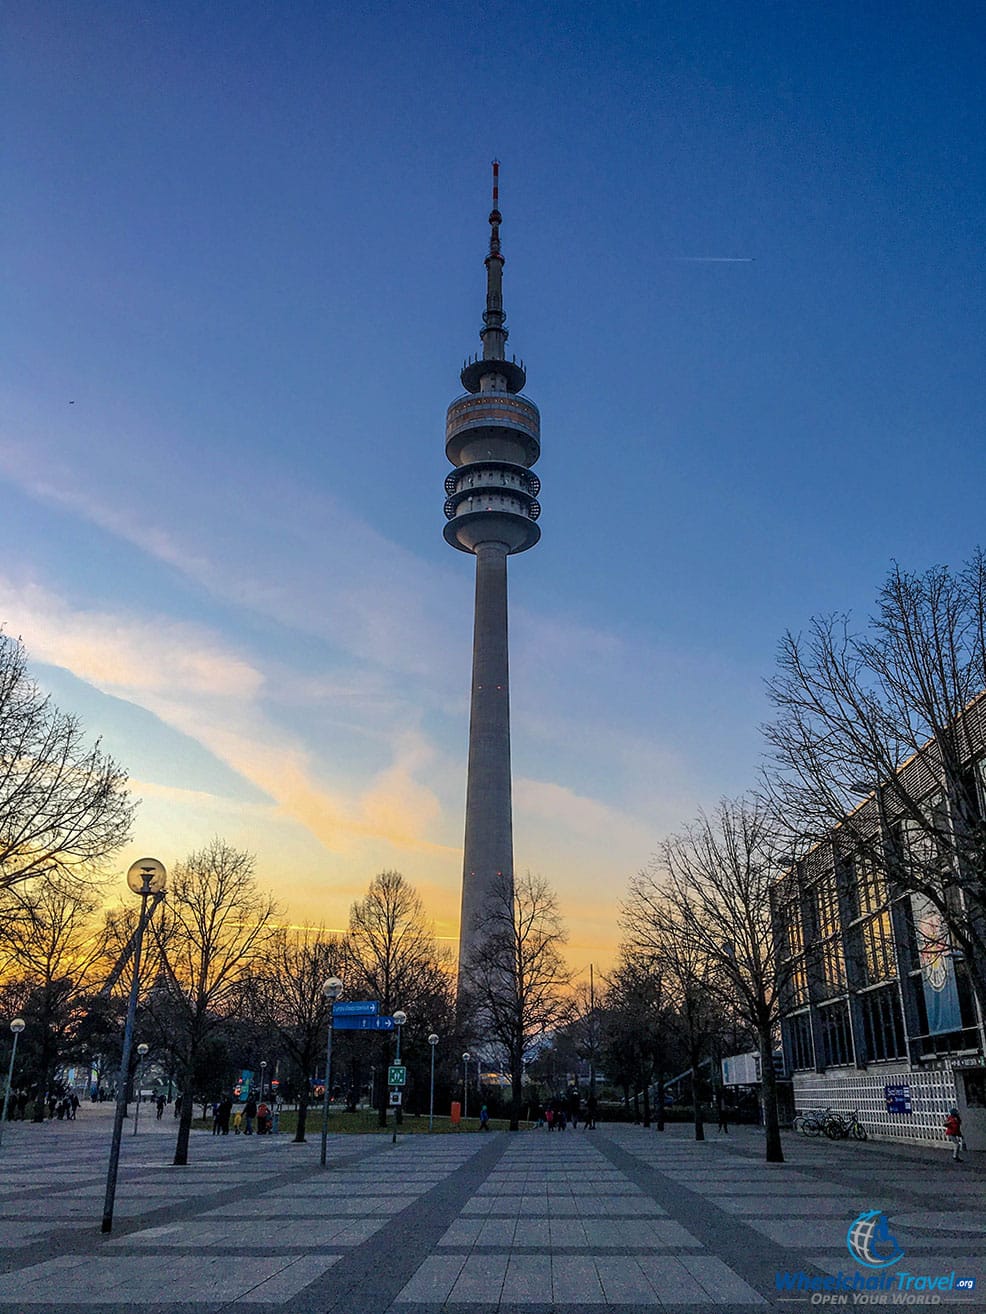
[0,633,134,895]
[0,880,106,1120]
[764,553,986,1015]
[601,950,668,1128]
[346,870,455,1125]
[565,973,604,1115]
[626,798,788,1160]
[461,871,572,1131]
[248,926,346,1143]
[620,890,721,1142]
[151,839,278,1165]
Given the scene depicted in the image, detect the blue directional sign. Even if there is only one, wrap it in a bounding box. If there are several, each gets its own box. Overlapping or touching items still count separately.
[332,1015,395,1032]
[332,1000,380,1017]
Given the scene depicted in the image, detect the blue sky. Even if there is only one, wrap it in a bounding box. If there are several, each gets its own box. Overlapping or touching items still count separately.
[2,1,984,966]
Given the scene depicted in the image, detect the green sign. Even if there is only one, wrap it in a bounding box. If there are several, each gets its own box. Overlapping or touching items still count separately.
[388,1065,407,1087]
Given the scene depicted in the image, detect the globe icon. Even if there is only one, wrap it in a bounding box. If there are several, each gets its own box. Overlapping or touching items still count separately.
[847,1210,904,1269]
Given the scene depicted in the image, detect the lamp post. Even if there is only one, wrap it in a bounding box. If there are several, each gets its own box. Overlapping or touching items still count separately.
[319,976,343,1168]
[462,1052,471,1122]
[260,1060,267,1101]
[427,1034,438,1132]
[102,858,166,1234]
[0,1018,26,1150]
[132,1044,149,1136]
[391,1011,407,1144]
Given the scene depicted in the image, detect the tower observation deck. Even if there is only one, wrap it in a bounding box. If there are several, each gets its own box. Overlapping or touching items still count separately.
[444,163,541,984]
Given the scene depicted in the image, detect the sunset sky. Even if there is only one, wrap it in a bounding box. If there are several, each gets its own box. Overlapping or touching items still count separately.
[2,2,984,972]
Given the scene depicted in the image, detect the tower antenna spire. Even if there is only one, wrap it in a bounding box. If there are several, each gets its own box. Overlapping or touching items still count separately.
[482,159,506,360]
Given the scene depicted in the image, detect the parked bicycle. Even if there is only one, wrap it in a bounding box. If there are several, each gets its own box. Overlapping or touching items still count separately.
[793,1107,832,1137]
[823,1109,867,1141]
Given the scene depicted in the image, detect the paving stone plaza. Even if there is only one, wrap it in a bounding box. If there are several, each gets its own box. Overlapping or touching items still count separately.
[0,1107,982,1312]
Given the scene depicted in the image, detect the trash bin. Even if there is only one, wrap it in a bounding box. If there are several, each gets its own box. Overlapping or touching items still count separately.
[450,1101,461,1125]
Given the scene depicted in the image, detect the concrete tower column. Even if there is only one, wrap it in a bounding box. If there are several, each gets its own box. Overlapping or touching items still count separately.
[459,540,513,955]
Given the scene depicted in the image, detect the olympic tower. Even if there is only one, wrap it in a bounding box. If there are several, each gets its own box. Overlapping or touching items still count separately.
[443,163,541,981]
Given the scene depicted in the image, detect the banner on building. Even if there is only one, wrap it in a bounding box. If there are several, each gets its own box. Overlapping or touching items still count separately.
[911,893,962,1034]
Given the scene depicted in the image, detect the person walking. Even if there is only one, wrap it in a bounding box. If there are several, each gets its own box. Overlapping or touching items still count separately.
[244,1093,257,1135]
[156,1094,166,1120]
[585,1093,597,1130]
[218,1095,232,1134]
[479,1103,489,1131]
[716,1090,729,1134]
[945,1107,964,1161]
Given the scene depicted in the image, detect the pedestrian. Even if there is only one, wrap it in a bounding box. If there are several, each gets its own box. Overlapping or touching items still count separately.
[945,1107,964,1161]
[716,1091,729,1134]
[156,1094,166,1120]
[585,1093,597,1130]
[545,1105,554,1132]
[232,1105,243,1134]
[212,1101,222,1135]
[479,1103,489,1131]
[244,1093,257,1135]
[69,1093,79,1120]
[174,1094,182,1119]
[218,1095,232,1134]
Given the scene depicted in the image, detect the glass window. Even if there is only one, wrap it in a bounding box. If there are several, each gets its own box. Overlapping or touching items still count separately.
[850,851,888,920]
[819,939,846,997]
[819,1001,853,1067]
[860,985,906,1062]
[861,910,896,984]
[811,871,839,939]
[786,1012,814,1071]
[783,957,809,1009]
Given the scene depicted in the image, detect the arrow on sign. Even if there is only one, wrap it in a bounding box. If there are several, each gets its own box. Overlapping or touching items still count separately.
[332,1015,395,1031]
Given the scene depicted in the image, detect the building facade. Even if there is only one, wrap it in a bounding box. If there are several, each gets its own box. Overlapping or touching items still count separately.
[773,695,986,1147]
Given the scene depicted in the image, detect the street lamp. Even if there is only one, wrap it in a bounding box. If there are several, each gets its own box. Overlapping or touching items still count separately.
[0,1018,26,1150]
[428,1034,438,1132]
[391,1011,407,1144]
[132,1044,149,1136]
[102,857,166,1234]
[260,1060,267,1100]
[319,976,343,1168]
[462,1052,471,1122]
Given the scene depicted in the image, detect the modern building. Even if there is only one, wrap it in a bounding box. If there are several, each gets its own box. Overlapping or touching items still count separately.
[773,693,986,1147]
[443,164,541,980]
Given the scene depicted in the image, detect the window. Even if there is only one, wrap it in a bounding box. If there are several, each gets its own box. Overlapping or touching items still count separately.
[859,985,906,1062]
[812,872,839,939]
[861,910,896,984]
[818,939,846,998]
[850,851,888,920]
[819,1000,853,1067]
[786,1012,815,1071]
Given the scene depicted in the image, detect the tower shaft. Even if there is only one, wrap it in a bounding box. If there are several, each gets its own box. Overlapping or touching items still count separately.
[459,543,513,959]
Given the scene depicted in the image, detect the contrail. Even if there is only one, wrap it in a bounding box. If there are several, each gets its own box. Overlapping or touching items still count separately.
[669,256,755,262]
